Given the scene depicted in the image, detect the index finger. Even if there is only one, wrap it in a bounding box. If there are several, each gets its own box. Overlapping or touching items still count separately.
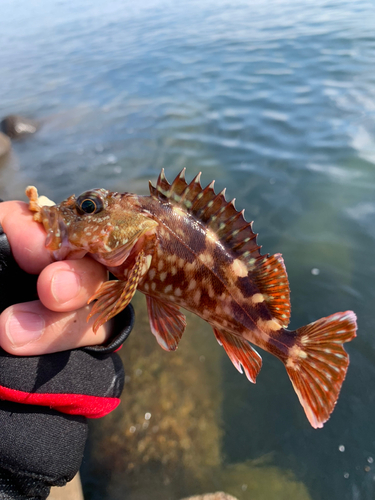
[0,200,52,274]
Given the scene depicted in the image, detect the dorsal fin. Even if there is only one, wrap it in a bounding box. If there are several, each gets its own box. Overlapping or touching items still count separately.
[150,169,189,203]
[149,169,262,262]
[251,253,291,327]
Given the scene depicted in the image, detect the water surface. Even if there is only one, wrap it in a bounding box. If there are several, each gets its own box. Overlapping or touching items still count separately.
[1,0,375,499]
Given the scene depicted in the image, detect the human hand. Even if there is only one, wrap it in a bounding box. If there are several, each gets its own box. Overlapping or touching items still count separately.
[0,200,115,355]
[0,198,133,499]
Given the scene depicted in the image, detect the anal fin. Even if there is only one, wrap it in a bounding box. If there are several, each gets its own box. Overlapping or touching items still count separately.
[87,251,145,332]
[213,328,262,383]
[146,296,187,351]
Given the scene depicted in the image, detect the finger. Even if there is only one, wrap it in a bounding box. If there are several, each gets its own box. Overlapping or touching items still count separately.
[37,258,108,313]
[0,201,52,274]
[0,301,113,356]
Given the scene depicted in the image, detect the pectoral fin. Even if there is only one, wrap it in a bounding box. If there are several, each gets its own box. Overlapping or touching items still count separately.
[88,250,145,332]
[146,296,186,351]
[213,328,262,383]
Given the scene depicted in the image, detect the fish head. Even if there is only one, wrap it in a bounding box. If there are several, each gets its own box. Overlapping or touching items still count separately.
[39,188,156,264]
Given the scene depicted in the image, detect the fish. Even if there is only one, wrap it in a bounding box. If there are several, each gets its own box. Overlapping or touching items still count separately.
[26,170,357,428]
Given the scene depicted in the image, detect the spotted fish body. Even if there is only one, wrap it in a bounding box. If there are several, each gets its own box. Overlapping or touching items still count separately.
[27,170,357,428]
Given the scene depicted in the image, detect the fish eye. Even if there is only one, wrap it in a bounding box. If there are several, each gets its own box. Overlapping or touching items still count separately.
[76,192,104,215]
[80,198,97,213]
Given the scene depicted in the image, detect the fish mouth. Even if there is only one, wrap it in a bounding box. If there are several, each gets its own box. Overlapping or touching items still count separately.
[41,206,87,261]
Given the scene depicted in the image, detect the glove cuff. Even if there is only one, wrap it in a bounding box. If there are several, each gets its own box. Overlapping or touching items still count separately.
[0,468,50,500]
[0,401,87,495]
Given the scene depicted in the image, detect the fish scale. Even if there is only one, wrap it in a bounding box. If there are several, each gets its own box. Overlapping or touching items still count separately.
[26,170,357,429]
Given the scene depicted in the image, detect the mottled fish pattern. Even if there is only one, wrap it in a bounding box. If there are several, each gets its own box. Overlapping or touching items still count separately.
[26,170,357,428]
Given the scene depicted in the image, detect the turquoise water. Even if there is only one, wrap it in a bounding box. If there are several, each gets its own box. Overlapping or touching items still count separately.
[1,0,375,498]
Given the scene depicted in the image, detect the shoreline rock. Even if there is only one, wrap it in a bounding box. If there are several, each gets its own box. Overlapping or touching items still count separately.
[1,115,39,139]
[0,132,11,158]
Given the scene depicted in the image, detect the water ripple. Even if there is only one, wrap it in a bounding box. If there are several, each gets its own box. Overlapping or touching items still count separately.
[1,1,375,499]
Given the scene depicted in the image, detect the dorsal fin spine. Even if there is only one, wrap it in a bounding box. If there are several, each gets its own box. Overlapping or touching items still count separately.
[171,169,187,192]
[177,168,186,181]
[231,223,255,240]
[204,189,227,222]
[190,182,215,214]
[225,223,256,245]
[149,181,158,199]
[225,210,243,227]
[156,169,171,198]
[217,198,229,215]
[158,168,167,186]
[179,172,203,210]
[191,172,202,186]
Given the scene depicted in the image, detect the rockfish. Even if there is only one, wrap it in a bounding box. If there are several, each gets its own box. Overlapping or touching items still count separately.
[26,170,357,428]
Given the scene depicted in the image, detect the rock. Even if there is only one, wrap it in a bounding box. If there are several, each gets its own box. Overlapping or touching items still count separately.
[0,132,11,157]
[1,115,39,138]
[88,293,224,499]
[180,493,239,500]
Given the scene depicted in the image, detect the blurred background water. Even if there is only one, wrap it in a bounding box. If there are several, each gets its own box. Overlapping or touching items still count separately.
[1,0,375,498]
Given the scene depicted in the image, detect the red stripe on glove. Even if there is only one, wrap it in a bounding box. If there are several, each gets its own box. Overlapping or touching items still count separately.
[0,385,120,418]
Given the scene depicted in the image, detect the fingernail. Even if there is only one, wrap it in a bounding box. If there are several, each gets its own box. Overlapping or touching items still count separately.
[52,270,81,304]
[6,311,45,347]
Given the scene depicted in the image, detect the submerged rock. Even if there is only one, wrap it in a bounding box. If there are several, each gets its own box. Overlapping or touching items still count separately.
[1,115,38,138]
[0,132,11,157]
[84,294,312,500]
[180,493,238,500]
[86,293,223,500]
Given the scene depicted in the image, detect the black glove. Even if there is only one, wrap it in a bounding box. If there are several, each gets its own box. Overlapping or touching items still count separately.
[0,222,134,499]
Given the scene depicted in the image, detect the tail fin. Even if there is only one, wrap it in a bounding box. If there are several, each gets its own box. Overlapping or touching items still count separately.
[284,311,357,428]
